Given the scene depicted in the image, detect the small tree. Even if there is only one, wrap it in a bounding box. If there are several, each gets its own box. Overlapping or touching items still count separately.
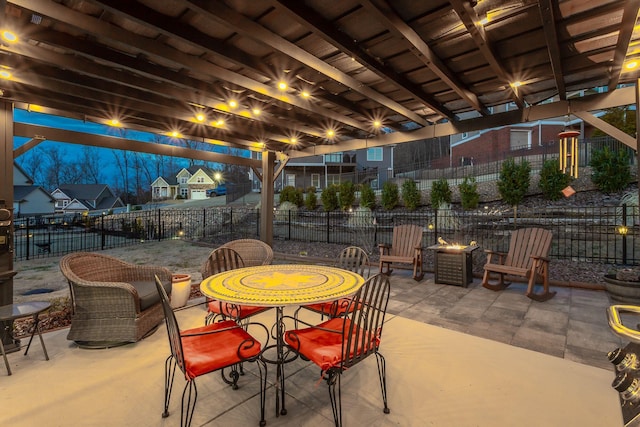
[459,176,479,210]
[339,181,356,211]
[279,185,303,206]
[590,146,631,193]
[304,187,317,210]
[401,179,421,211]
[539,159,571,201]
[360,183,376,209]
[497,158,531,220]
[381,181,399,210]
[430,178,451,207]
[321,184,339,211]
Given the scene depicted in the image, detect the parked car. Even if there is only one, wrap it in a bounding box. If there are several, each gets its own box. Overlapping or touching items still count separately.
[207,185,227,197]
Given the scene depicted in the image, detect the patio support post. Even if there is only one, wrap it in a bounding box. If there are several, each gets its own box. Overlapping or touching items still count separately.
[636,78,640,205]
[0,100,16,349]
[260,150,275,247]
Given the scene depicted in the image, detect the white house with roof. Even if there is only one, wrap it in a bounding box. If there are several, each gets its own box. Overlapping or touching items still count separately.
[51,184,125,214]
[151,166,222,200]
[12,162,55,217]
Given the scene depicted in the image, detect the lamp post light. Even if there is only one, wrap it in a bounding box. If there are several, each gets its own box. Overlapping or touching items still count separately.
[618,225,629,265]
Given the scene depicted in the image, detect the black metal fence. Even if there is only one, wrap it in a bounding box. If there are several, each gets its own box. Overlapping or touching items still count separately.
[13,205,640,266]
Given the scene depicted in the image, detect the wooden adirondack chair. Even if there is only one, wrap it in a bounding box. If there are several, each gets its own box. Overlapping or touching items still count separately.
[481,227,555,301]
[379,224,424,281]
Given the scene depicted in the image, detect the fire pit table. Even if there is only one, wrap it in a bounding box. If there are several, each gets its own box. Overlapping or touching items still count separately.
[428,244,478,287]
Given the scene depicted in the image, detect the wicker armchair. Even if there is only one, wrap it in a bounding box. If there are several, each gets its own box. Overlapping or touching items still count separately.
[221,239,273,267]
[60,252,173,348]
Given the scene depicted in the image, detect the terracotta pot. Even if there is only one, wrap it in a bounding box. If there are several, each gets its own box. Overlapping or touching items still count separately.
[171,274,192,308]
[603,274,640,304]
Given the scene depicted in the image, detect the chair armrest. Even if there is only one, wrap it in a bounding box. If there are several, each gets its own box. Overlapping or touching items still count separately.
[484,249,506,256]
[530,255,550,263]
[378,243,390,255]
[70,280,141,316]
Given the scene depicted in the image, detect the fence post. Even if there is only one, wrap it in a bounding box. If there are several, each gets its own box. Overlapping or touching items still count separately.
[256,208,260,237]
[622,204,628,265]
[101,215,105,250]
[25,218,30,260]
[230,209,233,238]
[157,209,162,241]
[433,209,438,245]
[202,208,206,239]
[326,211,330,243]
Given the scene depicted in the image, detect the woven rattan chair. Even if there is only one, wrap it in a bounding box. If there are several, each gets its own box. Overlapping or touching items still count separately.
[221,239,273,267]
[60,252,173,348]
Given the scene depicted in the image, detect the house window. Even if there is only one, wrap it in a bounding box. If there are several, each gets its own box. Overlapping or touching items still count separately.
[181,188,188,197]
[286,174,295,187]
[196,177,205,183]
[180,177,188,184]
[367,147,383,161]
[327,174,341,185]
[370,178,379,190]
[324,152,343,163]
[311,174,320,189]
[510,130,531,150]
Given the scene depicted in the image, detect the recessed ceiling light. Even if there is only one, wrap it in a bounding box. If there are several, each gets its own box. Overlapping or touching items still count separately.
[195,113,205,122]
[252,108,261,116]
[1,30,17,43]
[228,100,238,108]
[625,61,638,70]
[326,129,335,138]
[278,81,288,91]
[510,81,523,88]
[301,90,310,99]
[0,70,11,79]
[108,119,121,127]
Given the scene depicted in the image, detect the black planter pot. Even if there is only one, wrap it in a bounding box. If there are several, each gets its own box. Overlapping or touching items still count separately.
[604,274,640,304]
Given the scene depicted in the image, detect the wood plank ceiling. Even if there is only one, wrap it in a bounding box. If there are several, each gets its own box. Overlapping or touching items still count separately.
[0,0,639,161]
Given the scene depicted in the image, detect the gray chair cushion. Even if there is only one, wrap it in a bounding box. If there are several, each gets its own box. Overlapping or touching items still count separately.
[131,280,172,311]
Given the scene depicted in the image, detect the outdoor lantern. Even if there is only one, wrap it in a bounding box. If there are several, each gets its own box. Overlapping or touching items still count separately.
[558,130,580,178]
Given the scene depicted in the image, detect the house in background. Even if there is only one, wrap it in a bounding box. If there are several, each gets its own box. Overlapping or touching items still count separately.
[278,146,392,192]
[51,184,124,214]
[13,162,55,217]
[151,166,222,200]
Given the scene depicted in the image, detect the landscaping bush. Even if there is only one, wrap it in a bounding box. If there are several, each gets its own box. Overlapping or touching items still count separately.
[459,176,479,210]
[539,159,571,200]
[590,146,631,193]
[430,178,451,208]
[359,183,376,209]
[321,184,339,211]
[339,181,356,211]
[304,187,317,210]
[279,185,303,206]
[401,179,421,211]
[497,158,530,208]
[381,181,399,210]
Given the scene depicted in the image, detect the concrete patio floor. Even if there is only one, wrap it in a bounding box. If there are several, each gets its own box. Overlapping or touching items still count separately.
[0,262,629,426]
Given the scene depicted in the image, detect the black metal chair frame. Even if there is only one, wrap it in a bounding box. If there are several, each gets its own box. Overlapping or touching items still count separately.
[154,276,268,427]
[284,273,391,427]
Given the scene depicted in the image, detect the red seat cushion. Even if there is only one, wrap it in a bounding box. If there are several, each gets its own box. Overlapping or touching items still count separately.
[207,300,270,320]
[304,298,353,317]
[181,320,262,379]
[284,318,378,371]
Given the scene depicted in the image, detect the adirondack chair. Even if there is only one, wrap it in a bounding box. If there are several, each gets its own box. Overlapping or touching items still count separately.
[379,224,424,281]
[481,227,555,301]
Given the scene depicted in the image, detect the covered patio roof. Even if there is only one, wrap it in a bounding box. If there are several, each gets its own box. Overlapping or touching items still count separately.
[1,0,640,242]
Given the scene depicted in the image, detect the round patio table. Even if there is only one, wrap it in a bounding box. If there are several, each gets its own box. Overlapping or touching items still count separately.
[200,264,365,417]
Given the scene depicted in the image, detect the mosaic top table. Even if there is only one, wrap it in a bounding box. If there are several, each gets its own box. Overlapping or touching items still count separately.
[200,264,365,417]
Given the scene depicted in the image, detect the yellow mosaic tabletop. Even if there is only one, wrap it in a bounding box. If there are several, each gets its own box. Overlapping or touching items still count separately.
[200,264,365,307]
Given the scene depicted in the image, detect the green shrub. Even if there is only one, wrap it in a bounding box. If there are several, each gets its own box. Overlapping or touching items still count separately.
[590,146,631,193]
[339,181,356,211]
[401,179,421,211]
[304,187,317,210]
[539,159,571,200]
[279,185,303,206]
[430,178,451,207]
[497,158,531,207]
[321,185,339,211]
[359,183,376,209]
[459,176,479,210]
[381,181,399,210]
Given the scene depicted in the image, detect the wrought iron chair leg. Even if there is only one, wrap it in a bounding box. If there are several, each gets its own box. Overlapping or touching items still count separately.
[220,365,240,389]
[256,358,267,427]
[163,356,177,418]
[326,371,342,427]
[375,352,390,414]
[181,379,198,427]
